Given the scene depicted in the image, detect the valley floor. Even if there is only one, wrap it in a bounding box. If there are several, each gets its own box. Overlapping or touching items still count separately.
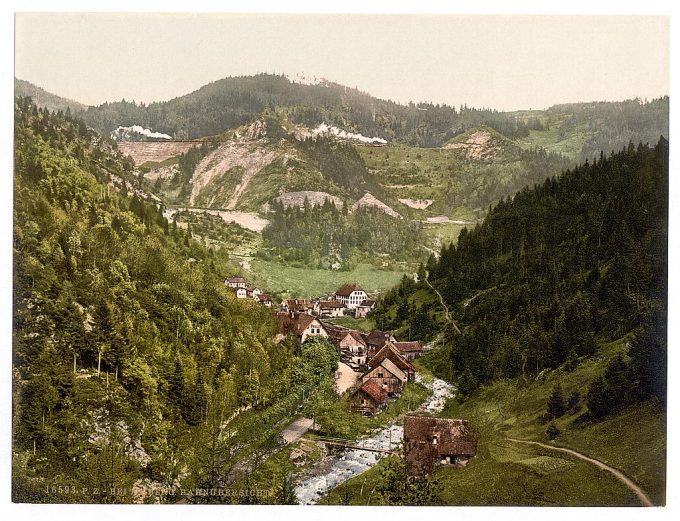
[319,337,666,506]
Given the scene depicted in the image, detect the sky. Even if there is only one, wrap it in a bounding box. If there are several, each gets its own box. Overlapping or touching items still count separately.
[14,13,669,111]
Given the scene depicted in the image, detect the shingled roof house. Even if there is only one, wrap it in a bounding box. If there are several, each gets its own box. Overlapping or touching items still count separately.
[367,342,416,381]
[403,416,477,476]
[225,276,247,289]
[281,299,314,315]
[276,312,329,344]
[317,300,345,318]
[325,325,368,365]
[355,299,375,318]
[362,357,407,395]
[392,341,424,361]
[364,329,397,358]
[334,283,368,310]
[350,380,388,416]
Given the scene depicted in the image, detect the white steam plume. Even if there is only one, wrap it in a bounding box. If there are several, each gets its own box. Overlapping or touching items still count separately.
[112,125,172,140]
[312,123,387,144]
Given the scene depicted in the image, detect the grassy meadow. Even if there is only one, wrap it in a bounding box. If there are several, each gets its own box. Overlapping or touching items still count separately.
[248,259,406,298]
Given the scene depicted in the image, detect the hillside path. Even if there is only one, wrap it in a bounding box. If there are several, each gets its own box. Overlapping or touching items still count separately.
[424,273,461,334]
[508,438,653,506]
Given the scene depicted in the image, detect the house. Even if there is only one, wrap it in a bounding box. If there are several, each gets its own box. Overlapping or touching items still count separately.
[362,358,407,395]
[232,287,248,299]
[350,380,387,416]
[282,299,314,315]
[403,416,477,476]
[355,299,375,318]
[392,341,424,361]
[258,294,273,307]
[325,325,368,365]
[334,283,368,310]
[276,312,329,344]
[367,343,416,381]
[246,287,262,300]
[225,276,247,289]
[317,300,346,318]
[364,329,397,358]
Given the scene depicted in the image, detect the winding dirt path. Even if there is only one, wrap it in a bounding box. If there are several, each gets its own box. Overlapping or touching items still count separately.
[509,438,653,506]
[424,273,461,334]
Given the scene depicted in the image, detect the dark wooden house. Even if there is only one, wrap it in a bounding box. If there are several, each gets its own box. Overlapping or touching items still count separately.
[364,329,397,358]
[403,416,477,476]
[350,380,387,416]
[362,358,407,395]
[367,343,416,381]
[392,341,424,361]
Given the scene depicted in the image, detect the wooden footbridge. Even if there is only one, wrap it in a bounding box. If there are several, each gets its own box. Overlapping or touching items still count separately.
[307,434,398,455]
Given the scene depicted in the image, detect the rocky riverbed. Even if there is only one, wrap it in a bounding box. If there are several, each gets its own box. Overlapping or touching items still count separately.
[294,376,454,505]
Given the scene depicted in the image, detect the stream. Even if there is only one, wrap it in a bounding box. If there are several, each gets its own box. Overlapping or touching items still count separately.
[293,376,455,505]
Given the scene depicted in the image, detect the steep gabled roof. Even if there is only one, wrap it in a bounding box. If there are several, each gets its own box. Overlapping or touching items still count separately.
[335,282,365,297]
[366,329,394,348]
[355,379,387,404]
[348,330,367,346]
[258,293,272,302]
[284,299,313,312]
[393,341,423,353]
[294,313,319,335]
[277,312,325,337]
[368,342,415,373]
[319,300,345,309]
[369,358,407,383]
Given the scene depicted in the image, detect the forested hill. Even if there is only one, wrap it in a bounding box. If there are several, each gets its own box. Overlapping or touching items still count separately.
[79,73,528,145]
[375,139,667,401]
[15,78,89,114]
[13,98,335,501]
[18,75,668,158]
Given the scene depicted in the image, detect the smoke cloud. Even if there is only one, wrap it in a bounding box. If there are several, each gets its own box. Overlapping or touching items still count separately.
[112,125,172,140]
[312,123,387,144]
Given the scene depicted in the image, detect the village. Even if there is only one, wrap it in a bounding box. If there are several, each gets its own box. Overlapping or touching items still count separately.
[225,276,477,477]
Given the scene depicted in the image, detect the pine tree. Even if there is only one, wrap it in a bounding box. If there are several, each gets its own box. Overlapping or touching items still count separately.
[547,383,565,419]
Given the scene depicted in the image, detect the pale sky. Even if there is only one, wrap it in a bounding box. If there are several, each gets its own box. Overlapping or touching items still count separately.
[14,13,670,112]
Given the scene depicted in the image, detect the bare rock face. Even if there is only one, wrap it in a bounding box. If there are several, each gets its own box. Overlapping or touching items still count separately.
[242,120,267,141]
[189,140,279,208]
[399,198,434,209]
[443,130,501,160]
[351,192,402,219]
[273,191,344,210]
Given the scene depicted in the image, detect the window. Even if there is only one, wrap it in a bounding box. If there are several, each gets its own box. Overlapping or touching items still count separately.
[378,372,384,378]
[432,435,438,445]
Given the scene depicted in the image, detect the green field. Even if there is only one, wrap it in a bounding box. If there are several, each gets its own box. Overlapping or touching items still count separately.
[248,259,406,298]
[320,337,666,506]
[423,222,469,250]
[515,122,590,161]
[323,316,376,332]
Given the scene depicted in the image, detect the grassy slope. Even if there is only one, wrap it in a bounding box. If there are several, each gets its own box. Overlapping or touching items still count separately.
[323,316,376,332]
[248,259,405,298]
[359,145,476,219]
[320,337,666,506]
[516,123,590,161]
[239,157,347,212]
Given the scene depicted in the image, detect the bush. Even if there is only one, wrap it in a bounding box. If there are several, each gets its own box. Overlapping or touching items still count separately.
[546,424,561,440]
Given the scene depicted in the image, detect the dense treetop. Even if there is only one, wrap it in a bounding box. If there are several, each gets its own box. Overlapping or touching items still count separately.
[375,138,668,398]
